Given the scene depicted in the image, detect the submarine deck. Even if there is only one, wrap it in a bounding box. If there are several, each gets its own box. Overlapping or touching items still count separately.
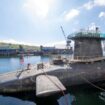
[0,63,62,84]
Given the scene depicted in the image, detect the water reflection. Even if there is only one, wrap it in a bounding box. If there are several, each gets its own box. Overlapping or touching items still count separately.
[57,94,75,105]
[1,90,105,105]
[99,92,105,102]
[0,95,36,105]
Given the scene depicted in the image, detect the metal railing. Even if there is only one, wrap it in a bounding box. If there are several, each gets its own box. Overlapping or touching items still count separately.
[70,56,105,63]
[68,32,105,39]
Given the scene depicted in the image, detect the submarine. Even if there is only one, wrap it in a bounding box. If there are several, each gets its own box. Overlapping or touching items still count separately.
[0,27,105,97]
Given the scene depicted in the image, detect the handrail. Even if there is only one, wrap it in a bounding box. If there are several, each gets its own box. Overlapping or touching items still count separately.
[70,56,105,63]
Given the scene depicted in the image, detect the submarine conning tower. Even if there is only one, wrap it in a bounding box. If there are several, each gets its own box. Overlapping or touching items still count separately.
[67,27,105,61]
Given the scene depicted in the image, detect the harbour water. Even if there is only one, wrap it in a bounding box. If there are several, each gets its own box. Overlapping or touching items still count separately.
[0,56,50,73]
[0,56,105,105]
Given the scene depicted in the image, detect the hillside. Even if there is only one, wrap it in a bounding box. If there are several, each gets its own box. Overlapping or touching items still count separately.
[0,42,40,51]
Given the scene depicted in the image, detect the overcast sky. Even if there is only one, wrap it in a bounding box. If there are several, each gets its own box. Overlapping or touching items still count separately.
[0,0,105,46]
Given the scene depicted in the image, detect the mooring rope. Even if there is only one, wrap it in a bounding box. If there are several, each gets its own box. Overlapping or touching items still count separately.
[66,60,105,92]
[80,76,105,92]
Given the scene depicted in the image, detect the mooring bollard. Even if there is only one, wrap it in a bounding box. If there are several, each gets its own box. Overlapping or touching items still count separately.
[37,63,44,70]
[27,63,31,70]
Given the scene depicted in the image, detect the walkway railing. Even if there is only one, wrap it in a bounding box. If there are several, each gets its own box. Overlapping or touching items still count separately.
[70,56,105,63]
